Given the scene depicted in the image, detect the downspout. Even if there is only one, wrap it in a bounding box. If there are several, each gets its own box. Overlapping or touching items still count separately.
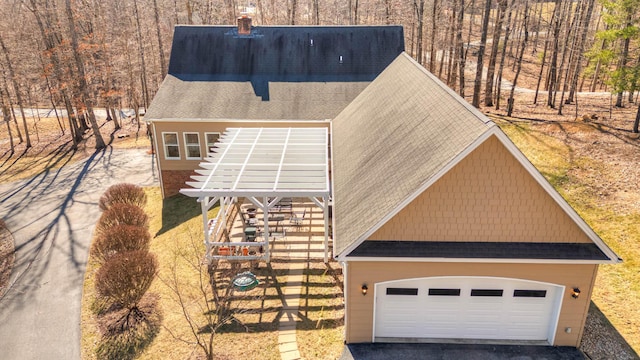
[151,121,164,198]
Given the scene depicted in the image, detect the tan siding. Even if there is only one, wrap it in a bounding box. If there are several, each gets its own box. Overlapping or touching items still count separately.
[370,135,591,244]
[153,121,329,171]
[345,261,597,346]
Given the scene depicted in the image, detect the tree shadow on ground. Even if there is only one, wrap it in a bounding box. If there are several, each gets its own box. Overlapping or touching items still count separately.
[155,194,202,237]
[581,301,639,359]
[95,293,162,360]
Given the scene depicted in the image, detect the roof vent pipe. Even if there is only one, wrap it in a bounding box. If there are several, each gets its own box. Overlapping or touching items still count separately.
[238,15,252,35]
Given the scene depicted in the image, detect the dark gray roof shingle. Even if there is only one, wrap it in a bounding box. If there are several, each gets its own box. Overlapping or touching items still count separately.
[167,25,405,79]
[348,241,610,261]
[146,25,405,121]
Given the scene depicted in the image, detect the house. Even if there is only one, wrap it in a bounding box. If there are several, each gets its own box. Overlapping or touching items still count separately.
[145,21,404,197]
[331,53,621,346]
[147,20,620,348]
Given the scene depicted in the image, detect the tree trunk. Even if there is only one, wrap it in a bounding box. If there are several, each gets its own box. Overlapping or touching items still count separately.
[634,103,640,133]
[590,28,607,92]
[428,0,437,71]
[456,0,465,97]
[485,0,508,107]
[1,86,14,154]
[353,0,359,24]
[495,0,516,110]
[472,0,492,108]
[313,0,320,25]
[534,23,551,105]
[0,67,22,143]
[629,53,640,103]
[133,0,150,110]
[567,0,595,104]
[152,0,167,78]
[0,34,31,148]
[64,95,81,148]
[616,20,632,108]
[385,0,392,24]
[414,0,425,64]
[557,2,582,115]
[64,0,105,149]
[289,0,297,25]
[531,0,544,54]
[507,0,529,117]
[546,0,563,108]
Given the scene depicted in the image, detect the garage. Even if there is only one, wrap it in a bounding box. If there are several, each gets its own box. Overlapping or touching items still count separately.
[373,276,564,344]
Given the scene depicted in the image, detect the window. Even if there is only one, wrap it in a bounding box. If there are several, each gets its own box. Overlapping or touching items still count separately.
[470,289,504,297]
[513,290,547,298]
[386,288,418,296]
[184,132,201,159]
[205,132,221,154]
[428,288,461,296]
[162,132,180,159]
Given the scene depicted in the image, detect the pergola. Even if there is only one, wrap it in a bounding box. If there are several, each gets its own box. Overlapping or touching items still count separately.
[180,127,331,262]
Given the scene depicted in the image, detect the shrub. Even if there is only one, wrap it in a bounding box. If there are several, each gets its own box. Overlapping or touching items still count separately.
[91,225,152,264]
[99,183,147,211]
[95,203,148,236]
[95,250,157,310]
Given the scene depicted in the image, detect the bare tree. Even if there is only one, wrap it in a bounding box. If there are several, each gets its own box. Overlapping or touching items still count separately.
[472,0,492,108]
[507,0,529,116]
[0,34,31,148]
[159,235,254,360]
[484,0,508,107]
[64,0,106,149]
[414,0,425,65]
[0,84,14,154]
[494,0,516,110]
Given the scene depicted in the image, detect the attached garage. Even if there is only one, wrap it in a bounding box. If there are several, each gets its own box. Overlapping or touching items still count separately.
[373,277,563,344]
[331,53,620,347]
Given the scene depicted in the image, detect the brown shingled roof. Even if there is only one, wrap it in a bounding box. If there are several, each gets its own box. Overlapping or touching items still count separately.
[331,53,494,256]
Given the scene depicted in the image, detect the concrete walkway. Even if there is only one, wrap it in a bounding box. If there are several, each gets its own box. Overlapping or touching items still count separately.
[0,148,158,360]
[278,261,305,360]
[272,207,327,360]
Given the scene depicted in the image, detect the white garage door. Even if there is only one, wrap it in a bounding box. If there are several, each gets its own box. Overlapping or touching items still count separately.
[374,277,563,343]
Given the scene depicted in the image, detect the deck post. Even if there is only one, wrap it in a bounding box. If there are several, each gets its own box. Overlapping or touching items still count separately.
[323,196,329,263]
[263,196,270,263]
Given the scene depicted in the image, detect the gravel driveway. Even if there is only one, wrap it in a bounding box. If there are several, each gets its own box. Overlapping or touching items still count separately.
[0,148,157,360]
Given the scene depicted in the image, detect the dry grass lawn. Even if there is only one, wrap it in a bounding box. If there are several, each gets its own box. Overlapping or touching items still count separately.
[0,114,150,183]
[81,187,345,359]
[495,116,640,355]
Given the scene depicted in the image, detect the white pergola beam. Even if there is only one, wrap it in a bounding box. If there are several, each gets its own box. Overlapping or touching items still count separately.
[181,127,331,264]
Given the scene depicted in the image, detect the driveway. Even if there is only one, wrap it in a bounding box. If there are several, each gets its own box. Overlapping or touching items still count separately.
[0,148,158,359]
[341,343,586,360]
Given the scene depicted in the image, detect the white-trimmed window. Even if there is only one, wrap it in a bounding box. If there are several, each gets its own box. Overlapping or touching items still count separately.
[184,132,202,160]
[205,132,221,154]
[162,132,180,160]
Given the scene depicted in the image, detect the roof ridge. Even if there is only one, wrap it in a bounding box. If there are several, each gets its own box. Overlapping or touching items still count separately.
[398,52,495,128]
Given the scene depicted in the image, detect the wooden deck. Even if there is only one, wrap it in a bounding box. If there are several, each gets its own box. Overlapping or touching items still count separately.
[206,198,331,262]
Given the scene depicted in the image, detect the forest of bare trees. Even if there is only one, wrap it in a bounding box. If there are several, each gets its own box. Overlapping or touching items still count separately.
[0,0,639,152]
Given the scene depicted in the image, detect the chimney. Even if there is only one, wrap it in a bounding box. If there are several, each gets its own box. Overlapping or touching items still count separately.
[237,15,252,36]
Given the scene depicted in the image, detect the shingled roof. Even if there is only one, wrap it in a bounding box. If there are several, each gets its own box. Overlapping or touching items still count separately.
[331,52,619,263]
[331,53,494,256]
[146,25,404,121]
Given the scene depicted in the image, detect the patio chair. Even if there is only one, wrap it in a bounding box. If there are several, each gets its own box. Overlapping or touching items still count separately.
[289,209,306,227]
[275,197,293,213]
